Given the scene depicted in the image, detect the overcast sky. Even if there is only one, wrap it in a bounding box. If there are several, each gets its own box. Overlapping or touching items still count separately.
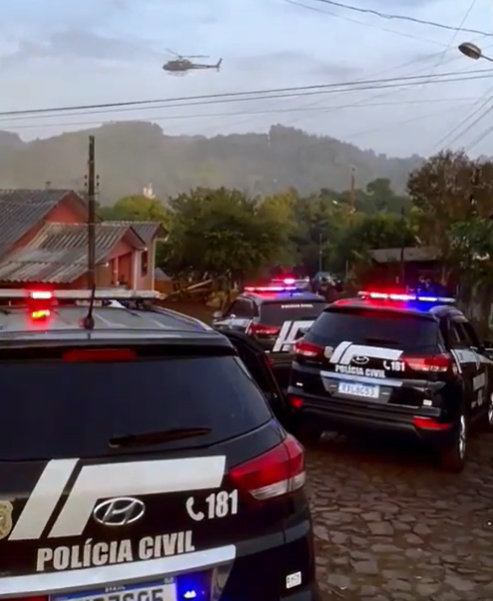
[0,0,492,157]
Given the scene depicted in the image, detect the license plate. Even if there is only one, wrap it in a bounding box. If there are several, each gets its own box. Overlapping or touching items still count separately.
[338,381,379,399]
[53,579,181,601]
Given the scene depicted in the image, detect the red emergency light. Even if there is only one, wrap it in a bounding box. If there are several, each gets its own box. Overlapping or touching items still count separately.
[27,290,53,321]
[244,278,299,293]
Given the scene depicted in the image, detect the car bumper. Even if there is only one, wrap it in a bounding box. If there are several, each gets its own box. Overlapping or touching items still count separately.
[289,390,455,447]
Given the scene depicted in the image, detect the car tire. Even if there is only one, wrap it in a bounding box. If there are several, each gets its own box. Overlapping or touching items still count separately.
[479,391,493,431]
[295,422,324,446]
[439,406,468,473]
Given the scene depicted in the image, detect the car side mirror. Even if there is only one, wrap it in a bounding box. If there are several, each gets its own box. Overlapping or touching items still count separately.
[212,310,223,320]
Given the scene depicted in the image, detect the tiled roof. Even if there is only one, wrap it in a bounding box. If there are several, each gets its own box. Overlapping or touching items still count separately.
[108,221,167,243]
[0,189,74,257]
[0,222,143,284]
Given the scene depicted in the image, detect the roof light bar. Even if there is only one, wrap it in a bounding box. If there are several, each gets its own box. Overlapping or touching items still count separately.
[0,288,164,301]
[244,285,297,292]
[358,291,455,304]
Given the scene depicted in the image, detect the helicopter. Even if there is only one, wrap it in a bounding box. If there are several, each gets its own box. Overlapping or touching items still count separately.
[162,49,222,74]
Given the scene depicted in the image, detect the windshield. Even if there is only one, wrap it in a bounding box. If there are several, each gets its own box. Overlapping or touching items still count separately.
[306,309,440,352]
[0,356,271,460]
[260,301,327,326]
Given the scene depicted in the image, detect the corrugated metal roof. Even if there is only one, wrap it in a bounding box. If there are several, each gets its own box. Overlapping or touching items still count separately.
[109,221,167,243]
[368,246,439,263]
[0,189,73,257]
[0,222,136,283]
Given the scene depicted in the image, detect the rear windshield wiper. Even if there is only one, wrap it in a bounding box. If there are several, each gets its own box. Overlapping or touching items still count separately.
[108,427,212,449]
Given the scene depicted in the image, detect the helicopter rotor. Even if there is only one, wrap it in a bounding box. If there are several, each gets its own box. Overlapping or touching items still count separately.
[165,48,208,59]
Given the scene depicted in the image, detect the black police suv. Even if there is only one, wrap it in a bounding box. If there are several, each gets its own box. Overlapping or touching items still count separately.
[213,281,327,391]
[288,290,493,472]
[0,289,319,601]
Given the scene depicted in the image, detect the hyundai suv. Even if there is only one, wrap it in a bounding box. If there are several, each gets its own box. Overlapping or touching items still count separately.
[0,288,319,601]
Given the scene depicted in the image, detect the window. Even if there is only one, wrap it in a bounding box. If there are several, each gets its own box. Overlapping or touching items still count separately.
[306,309,441,352]
[0,355,272,460]
[260,301,326,326]
[225,299,255,318]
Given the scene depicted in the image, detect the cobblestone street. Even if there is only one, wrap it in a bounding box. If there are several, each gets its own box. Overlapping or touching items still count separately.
[309,432,493,600]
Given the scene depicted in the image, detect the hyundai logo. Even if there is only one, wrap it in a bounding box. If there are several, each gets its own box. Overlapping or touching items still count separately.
[352,356,369,365]
[92,497,145,527]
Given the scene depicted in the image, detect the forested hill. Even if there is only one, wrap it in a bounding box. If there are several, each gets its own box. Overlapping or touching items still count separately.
[0,122,422,204]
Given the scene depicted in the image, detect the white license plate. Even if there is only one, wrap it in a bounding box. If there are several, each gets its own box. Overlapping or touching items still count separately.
[338,381,380,399]
[53,579,177,601]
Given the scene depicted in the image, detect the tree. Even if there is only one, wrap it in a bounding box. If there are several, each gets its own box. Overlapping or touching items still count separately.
[329,212,415,274]
[100,195,170,224]
[448,217,493,334]
[161,187,291,282]
[407,150,493,261]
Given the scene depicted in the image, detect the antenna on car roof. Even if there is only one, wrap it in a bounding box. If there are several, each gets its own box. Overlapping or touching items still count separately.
[80,284,96,330]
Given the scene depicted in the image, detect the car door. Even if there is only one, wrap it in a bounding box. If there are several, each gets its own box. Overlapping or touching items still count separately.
[448,317,482,415]
[215,299,256,332]
[461,319,490,416]
[221,330,294,431]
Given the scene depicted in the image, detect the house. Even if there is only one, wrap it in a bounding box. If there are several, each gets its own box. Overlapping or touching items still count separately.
[0,189,167,290]
[363,246,442,285]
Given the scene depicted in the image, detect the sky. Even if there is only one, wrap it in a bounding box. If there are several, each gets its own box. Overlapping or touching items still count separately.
[0,0,492,158]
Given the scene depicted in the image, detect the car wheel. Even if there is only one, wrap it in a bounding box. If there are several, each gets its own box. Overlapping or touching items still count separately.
[439,408,468,473]
[479,391,493,431]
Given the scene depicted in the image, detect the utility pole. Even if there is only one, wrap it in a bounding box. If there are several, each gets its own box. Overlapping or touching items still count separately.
[349,166,356,215]
[87,136,96,290]
[399,206,406,285]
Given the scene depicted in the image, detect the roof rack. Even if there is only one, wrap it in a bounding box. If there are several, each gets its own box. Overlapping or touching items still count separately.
[0,288,165,301]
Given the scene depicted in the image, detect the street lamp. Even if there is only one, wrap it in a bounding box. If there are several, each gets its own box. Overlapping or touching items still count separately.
[458,42,493,62]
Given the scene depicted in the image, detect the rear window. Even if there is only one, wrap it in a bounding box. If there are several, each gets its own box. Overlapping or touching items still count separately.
[0,356,272,460]
[260,301,326,326]
[306,309,440,351]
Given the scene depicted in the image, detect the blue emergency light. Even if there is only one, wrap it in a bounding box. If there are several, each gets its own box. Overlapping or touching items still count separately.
[357,290,456,305]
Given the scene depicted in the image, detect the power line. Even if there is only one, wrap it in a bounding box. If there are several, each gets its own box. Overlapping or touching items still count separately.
[311,0,493,36]
[3,97,478,131]
[421,0,479,87]
[433,88,493,149]
[0,68,492,120]
[282,0,450,46]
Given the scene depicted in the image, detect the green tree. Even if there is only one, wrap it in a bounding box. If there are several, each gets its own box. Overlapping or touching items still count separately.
[161,187,291,282]
[448,218,493,334]
[330,212,415,274]
[100,195,170,224]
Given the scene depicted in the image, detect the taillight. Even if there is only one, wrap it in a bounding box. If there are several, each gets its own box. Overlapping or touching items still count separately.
[230,434,306,501]
[247,323,280,338]
[293,340,323,358]
[289,396,304,408]
[404,354,453,373]
[63,348,136,362]
[11,597,47,601]
[413,416,452,430]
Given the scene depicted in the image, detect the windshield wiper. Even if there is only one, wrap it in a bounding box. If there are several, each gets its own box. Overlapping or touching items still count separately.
[108,427,212,449]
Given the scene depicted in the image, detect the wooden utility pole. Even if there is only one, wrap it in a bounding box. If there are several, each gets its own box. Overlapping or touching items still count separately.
[87,136,96,289]
[349,166,356,214]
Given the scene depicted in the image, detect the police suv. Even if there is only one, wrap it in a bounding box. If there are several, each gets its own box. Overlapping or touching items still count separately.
[288,289,493,472]
[0,289,319,601]
[213,279,327,390]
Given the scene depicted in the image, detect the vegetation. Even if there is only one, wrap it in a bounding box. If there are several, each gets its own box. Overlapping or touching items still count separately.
[102,149,493,332]
[102,179,415,282]
[0,123,422,201]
